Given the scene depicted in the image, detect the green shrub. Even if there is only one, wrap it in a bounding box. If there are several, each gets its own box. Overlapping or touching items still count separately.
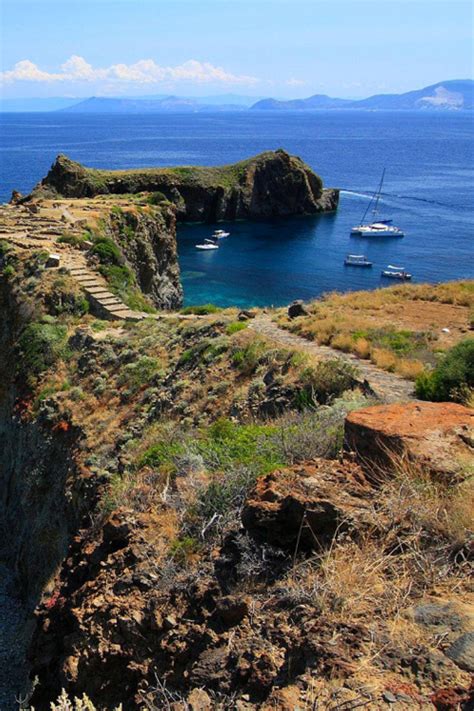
[169,535,200,562]
[139,440,185,469]
[147,191,168,205]
[17,322,68,376]
[57,232,87,247]
[232,339,267,375]
[226,321,248,335]
[298,359,357,406]
[415,339,474,403]
[0,240,11,256]
[2,264,15,278]
[180,303,222,315]
[92,237,122,265]
[119,355,161,391]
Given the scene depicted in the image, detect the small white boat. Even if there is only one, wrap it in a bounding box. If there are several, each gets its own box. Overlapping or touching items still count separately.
[213,229,230,239]
[195,238,219,251]
[344,254,373,267]
[381,265,412,280]
[351,169,404,237]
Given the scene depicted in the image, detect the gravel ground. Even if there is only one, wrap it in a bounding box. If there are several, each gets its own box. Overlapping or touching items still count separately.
[0,564,29,711]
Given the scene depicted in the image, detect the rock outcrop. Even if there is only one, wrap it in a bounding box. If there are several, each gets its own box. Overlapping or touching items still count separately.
[30,150,339,222]
[106,203,182,309]
[344,401,474,480]
[242,459,372,549]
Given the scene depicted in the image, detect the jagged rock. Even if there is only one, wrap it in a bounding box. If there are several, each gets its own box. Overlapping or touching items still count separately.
[238,309,257,321]
[445,633,474,672]
[30,150,339,221]
[242,458,371,549]
[10,190,23,204]
[287,299,308,318]
[344,402,474,480]
[215,595,249,627]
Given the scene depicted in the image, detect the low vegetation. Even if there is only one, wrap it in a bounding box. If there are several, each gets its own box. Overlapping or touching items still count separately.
[416,338,474,404]
[277,280,474,381]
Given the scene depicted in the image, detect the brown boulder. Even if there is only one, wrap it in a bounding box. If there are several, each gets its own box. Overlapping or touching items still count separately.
[344,402,474,480]
[242,458,371,549]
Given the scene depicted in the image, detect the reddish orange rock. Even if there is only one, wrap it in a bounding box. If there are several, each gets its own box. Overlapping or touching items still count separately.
[344,401,473,479]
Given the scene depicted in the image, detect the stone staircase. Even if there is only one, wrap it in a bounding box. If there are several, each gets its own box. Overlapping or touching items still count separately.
[61,254,147,322]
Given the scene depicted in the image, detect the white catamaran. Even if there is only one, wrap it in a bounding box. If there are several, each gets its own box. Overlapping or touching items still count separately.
[351,169,404,237]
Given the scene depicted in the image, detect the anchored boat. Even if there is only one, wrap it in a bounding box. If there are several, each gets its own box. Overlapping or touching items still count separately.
[344,254,373,267]
[351,169,404,237]
[381,265,412,280]
[213,229,230,238]
[195,238,219,251]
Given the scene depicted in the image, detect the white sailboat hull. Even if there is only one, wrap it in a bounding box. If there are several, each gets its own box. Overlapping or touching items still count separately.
[351,224,404,237]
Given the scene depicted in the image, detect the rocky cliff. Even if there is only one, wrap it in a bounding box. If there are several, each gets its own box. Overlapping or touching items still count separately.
[30,149,339,221]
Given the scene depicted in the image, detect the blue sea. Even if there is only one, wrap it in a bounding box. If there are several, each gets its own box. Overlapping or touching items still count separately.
[0,111,473,306]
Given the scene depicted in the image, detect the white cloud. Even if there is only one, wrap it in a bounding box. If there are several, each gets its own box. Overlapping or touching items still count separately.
[285,78,307,87]
[0,55,259,85]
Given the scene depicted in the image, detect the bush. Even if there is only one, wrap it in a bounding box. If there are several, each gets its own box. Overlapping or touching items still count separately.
[91,237,122,265]
[180,303,222,315]
[2,264,15,278]
[297,359,357,406]
[57,232,87,247]
[226,321,248,335]
[232,339,267,375]
[147,191,168,205]
[17,322,68,376]
[415,339,474,403]
[119,355,161,391]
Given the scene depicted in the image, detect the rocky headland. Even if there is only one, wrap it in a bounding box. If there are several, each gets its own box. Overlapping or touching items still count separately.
[0,156,472,710]
[27,149,339,221]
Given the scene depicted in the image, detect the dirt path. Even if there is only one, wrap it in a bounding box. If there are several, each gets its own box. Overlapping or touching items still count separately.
[249,315,416,403]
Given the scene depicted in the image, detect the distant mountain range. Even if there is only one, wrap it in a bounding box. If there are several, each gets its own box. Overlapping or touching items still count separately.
[0,93,262,113]
[60,95,250,113]
[251,80,474,111]
[1,81,472,113]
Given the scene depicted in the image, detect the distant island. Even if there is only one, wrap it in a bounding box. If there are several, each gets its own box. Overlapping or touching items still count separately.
[251,79,474,112]
[1,79,472,113]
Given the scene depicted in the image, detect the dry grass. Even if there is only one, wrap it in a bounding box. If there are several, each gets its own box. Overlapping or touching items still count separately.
[276,280,474,379]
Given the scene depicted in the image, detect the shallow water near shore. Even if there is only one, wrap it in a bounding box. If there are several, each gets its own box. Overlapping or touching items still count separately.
[1,110,473,306]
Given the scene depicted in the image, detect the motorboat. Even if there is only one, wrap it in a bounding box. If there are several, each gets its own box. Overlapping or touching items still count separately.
[213,229,230,238]
[381,265,412,280]
[344,254,373,267]
[351,169,404,237]
[195,238,219,251]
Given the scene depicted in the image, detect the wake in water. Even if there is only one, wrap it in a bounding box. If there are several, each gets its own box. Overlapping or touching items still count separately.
[341,189,469,210]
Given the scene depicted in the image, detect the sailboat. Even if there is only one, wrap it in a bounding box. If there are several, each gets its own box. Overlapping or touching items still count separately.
[351,169,404,237]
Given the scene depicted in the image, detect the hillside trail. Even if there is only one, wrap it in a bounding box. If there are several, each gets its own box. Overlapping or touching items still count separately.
[249,314,416,403]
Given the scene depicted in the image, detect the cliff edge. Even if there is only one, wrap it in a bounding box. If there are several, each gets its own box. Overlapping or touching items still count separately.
[30,149,339,221]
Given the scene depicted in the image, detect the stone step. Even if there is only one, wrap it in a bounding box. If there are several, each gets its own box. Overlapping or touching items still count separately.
[102,303,131,313]
[95,298,124,307]
[85,288,114,297]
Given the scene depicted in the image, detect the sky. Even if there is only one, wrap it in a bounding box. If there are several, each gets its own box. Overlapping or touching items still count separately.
[0,0,472,100]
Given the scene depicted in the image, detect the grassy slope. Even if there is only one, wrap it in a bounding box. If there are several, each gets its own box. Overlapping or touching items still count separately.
[276,280,474,380]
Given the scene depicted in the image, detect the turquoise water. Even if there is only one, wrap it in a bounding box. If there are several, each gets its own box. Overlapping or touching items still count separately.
[1,111,473,306]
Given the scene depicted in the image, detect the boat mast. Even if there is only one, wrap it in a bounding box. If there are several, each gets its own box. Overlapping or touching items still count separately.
[371,167,385,219]
[360,167,385,224]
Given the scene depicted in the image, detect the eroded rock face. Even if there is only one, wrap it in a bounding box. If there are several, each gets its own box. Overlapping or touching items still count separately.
[344,401,474,480]
[31,150,339,221]
[242,459,372,549]
[106,203,183,309]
